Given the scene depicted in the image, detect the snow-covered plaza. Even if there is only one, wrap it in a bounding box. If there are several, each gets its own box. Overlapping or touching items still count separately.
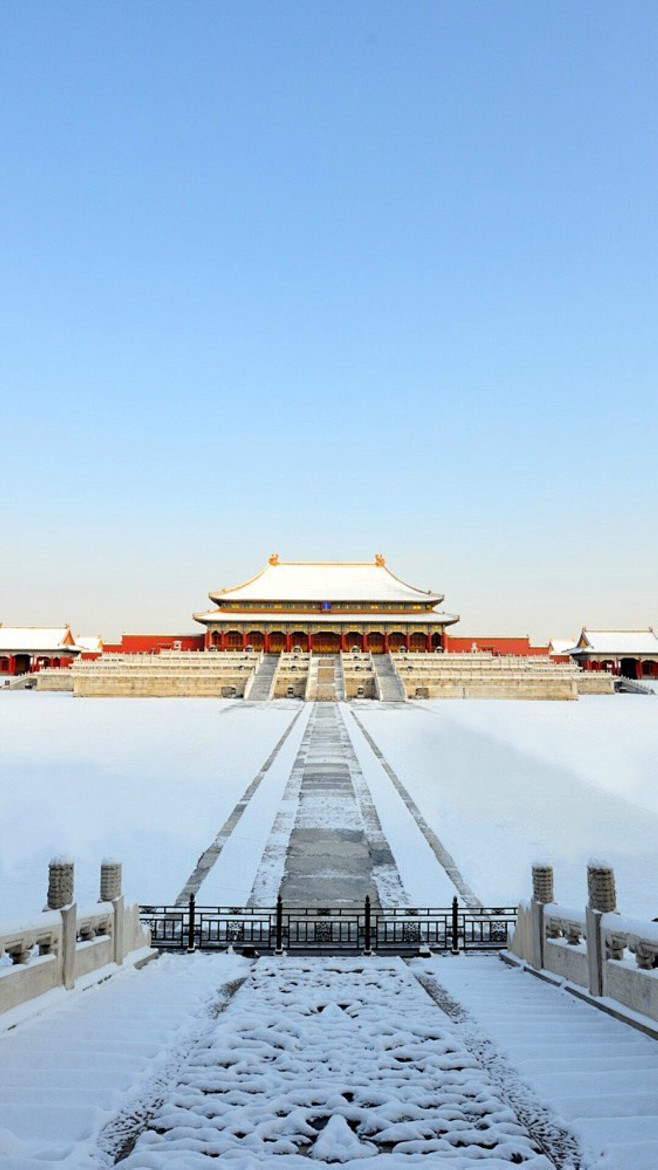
[2,693,658,918]
[2,692,658,1166]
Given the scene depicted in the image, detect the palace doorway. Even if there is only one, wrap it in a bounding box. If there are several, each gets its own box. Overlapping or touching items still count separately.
[313,632,340,654]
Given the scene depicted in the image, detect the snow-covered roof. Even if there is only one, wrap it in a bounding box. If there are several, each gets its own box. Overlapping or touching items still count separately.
[75,635,103,653]
[548,639,577,657]
[573,629,658,656]
[194,609,459,626]
[209,557,444,606]
[0,626,76,652]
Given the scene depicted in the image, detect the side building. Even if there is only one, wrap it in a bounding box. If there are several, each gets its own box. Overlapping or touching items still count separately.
[193,554,460,654]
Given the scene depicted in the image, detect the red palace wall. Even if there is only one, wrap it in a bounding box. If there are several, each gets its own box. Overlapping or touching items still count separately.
[104,634,205,655]
[445,635,549,657]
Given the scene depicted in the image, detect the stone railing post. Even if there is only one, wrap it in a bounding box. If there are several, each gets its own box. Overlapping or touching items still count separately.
[100,859,125,965]
[100,859,122,902]
[47,857,74,910]
[61,903,77,990]
[46,857,77,989]
[530,863,553,969]
[586,862,616,997]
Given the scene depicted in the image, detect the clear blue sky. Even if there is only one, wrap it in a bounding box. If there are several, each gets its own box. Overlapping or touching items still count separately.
[2,1,656,641]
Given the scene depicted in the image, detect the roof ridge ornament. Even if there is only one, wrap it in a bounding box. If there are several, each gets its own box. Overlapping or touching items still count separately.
[269,553,280,566]
[375,553,385,567]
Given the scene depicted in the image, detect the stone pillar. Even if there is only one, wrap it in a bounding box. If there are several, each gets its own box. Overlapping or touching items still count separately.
[100,859,122,903]
[586,862,616,997]
[532,864,554,905]
[529,864,553,971]
[61,904,77,990]
[587,863,616,913]
[47,857,74,910]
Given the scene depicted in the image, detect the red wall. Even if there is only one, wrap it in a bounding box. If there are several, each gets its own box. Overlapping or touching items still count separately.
[445,635,549,657]
[103,634,205,655]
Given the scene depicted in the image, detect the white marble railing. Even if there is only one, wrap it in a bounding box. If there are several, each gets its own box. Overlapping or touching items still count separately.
[0,861,155,1019]
[510,865,658,1024]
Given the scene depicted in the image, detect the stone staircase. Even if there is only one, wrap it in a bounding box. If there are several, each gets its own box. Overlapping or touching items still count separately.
[245,654,279,701]
[372,653,407,702]
[305,654,338,701]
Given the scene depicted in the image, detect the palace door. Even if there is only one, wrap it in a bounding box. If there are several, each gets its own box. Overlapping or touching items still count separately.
[313,632,340,654]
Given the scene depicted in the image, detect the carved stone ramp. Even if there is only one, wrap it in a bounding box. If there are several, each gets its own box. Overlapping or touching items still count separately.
[117,957,555,1166]
[250,703,405,907]
[350,707,482,908]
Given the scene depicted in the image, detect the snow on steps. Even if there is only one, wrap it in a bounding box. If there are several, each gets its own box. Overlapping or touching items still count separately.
[0,952,249,1165]
[245,653,280,701]
[420,955,658,1169]
[372,653,407,702]
[3,951,658,1166]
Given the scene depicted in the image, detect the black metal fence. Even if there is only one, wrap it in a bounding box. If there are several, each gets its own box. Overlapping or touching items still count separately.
[139,896,516,955]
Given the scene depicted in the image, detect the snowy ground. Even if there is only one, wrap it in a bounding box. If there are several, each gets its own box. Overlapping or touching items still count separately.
[2,693,658,916]
[0,695,303,915]
[354,697,658,916]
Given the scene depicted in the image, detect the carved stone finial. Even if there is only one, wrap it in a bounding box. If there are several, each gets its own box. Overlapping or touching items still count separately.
[587,863,616,913]
[375,554,385,567]
[47,857,74,910]
[269,553,279,566]
[532,864,554,905]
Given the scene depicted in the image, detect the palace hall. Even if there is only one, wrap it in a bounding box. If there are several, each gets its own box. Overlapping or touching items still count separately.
[193,555,459,654]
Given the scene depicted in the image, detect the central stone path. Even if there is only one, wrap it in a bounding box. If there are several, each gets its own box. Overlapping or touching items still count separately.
[280,704,382,905]
[250,703,405,906]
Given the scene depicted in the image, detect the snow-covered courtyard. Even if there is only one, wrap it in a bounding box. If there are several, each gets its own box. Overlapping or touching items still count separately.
[2,692,658,917]
[2,692,658,1166]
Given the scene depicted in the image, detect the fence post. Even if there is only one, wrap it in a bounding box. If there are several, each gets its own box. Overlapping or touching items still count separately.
[586,862,616,997]
[451,896,460,954]
[364,895,372,956]
[530,864,554,970]
[187,894,196,953]
[275,895,283,954]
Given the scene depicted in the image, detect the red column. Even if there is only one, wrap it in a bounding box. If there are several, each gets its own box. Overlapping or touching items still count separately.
[362,632,368,653]
[383,632,389,653]
[405,633,411,652]
[219,631,226,651]
[285,633,292,652]
[264,632,270,653]
[340,632,347,652]
[242,632,248,650]
[9,656,16,675]
[308,631,314,653]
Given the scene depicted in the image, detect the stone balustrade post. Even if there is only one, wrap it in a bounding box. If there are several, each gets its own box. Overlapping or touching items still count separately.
[99,858,125,964]
[100,859,122,902]
[586,862,616,997]
[530,863,553,970]
[46,857,74,910]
